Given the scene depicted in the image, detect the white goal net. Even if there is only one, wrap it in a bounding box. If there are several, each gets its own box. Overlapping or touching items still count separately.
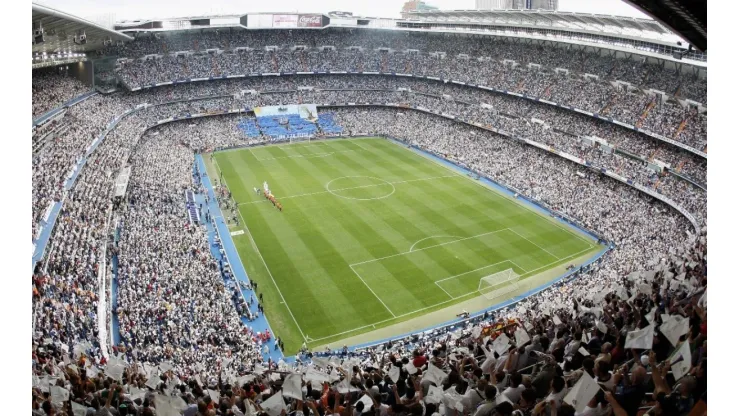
[289,136,312,144]
[478,268,520,300]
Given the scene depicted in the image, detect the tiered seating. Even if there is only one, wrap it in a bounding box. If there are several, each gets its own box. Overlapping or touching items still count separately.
[236,118,261,138]
[317,112,343,134]
[256,114,317,139]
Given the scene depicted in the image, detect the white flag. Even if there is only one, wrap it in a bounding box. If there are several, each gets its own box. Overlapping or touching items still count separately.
[312,357,330,369]
[645,307,658,325]
[282,373,303,400]
[145,374,160,390]
[261,391,288,416]
[50,385,69,405]
[405,362,418,374]
[356,394,374,409]
[660,315,690,347]
[669,342,692,380]
[443,386,464,412]
[514,327,530,348]
[595,321,608,334]
[563,372,601,413]
[105,363,125,382]
[237,374,256,386]
[471,326,483,339]
[336,377,360,393]
[491,334,511,356]
[71,401,88,416]
[304,368,331,384]
[624,324,654,350]
[422,363,447,386]
[208,389,221,402]
[155,395,182,416]
[425,385,444,404]
[389,366,400,383]
[638,284,652,295]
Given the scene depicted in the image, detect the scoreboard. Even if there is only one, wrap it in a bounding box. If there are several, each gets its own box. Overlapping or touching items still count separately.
[243,13,327,29]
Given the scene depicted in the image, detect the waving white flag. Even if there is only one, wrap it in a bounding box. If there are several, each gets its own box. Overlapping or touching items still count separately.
[563,372,601,413]
[422,363,447,386]
[514,327,530,348]
[282,373,303,400]
[261,391,288,416]
[624,324,654,350]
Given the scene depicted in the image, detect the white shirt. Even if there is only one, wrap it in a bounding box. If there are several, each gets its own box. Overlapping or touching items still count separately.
[503,384,525,403]
[574,403,610,416]
[461,388,486,411]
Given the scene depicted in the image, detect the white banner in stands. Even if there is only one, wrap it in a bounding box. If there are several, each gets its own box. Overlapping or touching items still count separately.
[253,104,318,120]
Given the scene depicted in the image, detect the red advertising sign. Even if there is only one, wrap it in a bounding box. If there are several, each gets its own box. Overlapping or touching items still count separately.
[298,14,323,27]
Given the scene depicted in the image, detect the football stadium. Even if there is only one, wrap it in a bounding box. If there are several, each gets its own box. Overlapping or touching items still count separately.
[31,0,708,414]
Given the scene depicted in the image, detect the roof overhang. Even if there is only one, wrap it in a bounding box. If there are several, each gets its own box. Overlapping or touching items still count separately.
[405,9,682,44]
[32,2,133,54]
[624,0,706,52]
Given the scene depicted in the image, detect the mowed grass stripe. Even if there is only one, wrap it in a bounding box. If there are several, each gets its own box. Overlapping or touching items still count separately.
[330,145,510,302]
[253,146,485,322]
[236,152,397,334]
[240,146,439,334]
[215,155,311,349]
[354,230,542,315]
[385,140,594,257]
[210,138,600,352]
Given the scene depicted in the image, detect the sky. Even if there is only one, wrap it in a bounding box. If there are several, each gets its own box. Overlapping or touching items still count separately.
[35,0,650,25]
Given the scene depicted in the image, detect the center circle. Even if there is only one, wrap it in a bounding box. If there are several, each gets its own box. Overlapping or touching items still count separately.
[325,176,396,201]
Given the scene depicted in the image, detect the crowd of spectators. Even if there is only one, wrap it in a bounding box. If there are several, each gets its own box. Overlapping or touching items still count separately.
[100,74,706,225]
[33,72,91,119]
[31,105,707,416]
[32,43,707,415]
[104,30,707,152]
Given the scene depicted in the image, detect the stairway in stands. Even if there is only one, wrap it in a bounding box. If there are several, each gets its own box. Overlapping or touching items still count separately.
[674,112,693,140]
[599,94,617,116]
[541,83,554,100]
[635,97,656,128]
[300,51,308,72]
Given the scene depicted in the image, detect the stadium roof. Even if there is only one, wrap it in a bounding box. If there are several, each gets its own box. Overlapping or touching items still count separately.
[32,3,132,54]
[404,9,684,45]
[625,0,706,52]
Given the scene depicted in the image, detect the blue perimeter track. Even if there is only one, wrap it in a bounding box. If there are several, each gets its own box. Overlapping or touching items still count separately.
[196,154,286,363]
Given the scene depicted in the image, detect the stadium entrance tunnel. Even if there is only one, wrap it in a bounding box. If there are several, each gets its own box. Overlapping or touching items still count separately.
[325,176,396,201]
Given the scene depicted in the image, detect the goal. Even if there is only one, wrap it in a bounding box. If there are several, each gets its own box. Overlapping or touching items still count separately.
[289,135,312,144]
[478,268,520,300]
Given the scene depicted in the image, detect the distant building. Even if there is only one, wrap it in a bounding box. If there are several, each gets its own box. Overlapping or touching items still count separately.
[475,0,558,10]
[402,0,440,19]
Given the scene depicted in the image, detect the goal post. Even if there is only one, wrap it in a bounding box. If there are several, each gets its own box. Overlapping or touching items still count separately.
[478,268,520,300]
[289,135,312,144]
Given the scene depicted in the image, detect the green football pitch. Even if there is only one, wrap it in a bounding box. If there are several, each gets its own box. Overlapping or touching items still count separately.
[207,137,602,353]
